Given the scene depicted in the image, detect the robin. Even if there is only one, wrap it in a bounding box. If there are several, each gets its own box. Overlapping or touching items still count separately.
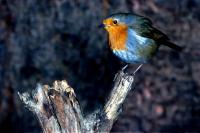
[100,13,182,74]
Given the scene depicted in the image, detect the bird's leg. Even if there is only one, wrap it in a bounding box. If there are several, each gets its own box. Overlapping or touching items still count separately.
[132,64,143,75]
[114,64,142,81]
[122,64,128,71]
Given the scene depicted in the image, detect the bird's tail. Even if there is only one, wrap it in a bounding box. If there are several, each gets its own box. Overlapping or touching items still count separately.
[161,40,183,52]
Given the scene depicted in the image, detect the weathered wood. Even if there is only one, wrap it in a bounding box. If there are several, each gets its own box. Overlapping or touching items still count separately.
[18,71,135,133]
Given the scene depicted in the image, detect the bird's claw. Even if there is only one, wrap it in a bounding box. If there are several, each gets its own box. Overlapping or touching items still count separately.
[113,65,128,81]
[113,70,129,82]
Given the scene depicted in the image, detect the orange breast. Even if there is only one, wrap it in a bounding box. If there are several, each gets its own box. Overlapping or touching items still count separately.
[107,24,128,50]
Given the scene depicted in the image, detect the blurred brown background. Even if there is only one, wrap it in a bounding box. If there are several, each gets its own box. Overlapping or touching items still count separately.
[0,0,200,132]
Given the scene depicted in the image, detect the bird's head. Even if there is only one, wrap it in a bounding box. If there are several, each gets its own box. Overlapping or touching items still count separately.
[100,13,136,33]
[100,14,128,33]
[99,13,135,50]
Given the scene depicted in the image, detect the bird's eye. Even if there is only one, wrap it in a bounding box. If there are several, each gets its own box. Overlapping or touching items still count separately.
[113,20,118,24]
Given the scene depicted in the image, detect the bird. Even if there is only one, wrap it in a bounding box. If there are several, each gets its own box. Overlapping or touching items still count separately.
[100,13,182,73]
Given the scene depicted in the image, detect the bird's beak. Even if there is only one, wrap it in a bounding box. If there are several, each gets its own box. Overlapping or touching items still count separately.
[98,23,105,28]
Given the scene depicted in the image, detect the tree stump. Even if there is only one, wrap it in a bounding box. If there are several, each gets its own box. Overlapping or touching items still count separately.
[18,71,135,133]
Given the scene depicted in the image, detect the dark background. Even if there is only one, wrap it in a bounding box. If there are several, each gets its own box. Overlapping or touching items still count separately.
[0,0,200,132]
